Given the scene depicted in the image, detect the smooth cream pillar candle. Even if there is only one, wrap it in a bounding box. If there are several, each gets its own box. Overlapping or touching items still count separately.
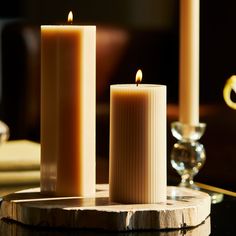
[179,0,200,125]
[109,70,166,204]
[41,12,96,196]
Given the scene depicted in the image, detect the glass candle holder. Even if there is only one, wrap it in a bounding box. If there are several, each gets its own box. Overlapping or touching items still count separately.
[171,121,206,189]
[170,121,223,204]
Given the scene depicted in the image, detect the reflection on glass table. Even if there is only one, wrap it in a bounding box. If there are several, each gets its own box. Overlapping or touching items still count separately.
[0,216,211,236]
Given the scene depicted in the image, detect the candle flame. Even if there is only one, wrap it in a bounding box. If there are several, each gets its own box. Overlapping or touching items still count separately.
[68,11,73,24]
[135,69,142,86]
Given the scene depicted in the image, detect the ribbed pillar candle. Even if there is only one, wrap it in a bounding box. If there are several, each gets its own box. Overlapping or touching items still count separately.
[109,74,166,204]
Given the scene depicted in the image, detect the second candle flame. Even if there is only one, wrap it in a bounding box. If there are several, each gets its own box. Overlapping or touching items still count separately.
[135,69,142,86]
[68,11,73,24]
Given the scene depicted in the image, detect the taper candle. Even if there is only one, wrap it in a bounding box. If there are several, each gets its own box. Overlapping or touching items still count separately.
[109,70,166,204]
[41,12,96,196]
[179,0,200,125]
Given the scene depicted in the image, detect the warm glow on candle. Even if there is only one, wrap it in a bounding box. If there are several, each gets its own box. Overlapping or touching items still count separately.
[41,19,96,197]
[68,11,73,24]
[110,83,167,203]
[179,0,200,125]
[135,69,142,86]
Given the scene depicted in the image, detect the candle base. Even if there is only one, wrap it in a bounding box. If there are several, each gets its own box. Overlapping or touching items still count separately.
[1,184,211,231]
[170,121,223,204]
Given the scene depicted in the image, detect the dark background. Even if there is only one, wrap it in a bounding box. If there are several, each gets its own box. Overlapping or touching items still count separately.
[0,0,236,191]
[1,0,236,94]
[2,0,236,103]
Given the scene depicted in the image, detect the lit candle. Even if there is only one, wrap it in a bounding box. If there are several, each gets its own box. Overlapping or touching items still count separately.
[41,12,96,196]
[109,70,166,204]
[179,0,200,125]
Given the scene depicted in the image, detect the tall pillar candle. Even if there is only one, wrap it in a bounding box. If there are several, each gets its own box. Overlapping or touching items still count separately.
[109,70,166,204]
[179,0,200,125]
[41,12,96,196]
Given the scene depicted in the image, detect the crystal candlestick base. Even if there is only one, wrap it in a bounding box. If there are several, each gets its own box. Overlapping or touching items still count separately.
[170,121,223,203]
[171,121,206,189]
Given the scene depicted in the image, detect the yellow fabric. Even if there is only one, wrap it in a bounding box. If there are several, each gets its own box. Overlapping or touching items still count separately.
[0,140,40,171]
[0,170,39,185]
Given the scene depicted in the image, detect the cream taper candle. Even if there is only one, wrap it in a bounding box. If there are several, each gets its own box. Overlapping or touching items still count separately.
[41,12,96,196]
[179,0,200,125]
[109,70,166,204]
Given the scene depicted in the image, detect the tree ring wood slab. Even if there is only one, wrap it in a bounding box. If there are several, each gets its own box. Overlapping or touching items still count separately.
[0,184,211,231]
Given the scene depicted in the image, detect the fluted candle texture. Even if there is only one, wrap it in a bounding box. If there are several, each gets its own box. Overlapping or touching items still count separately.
[109,84,166,203]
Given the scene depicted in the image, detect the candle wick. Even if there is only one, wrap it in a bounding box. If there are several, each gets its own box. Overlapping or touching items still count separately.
[136,80,141,87]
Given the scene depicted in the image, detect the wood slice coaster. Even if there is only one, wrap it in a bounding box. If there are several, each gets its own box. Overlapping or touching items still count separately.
[0,184,211,231]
